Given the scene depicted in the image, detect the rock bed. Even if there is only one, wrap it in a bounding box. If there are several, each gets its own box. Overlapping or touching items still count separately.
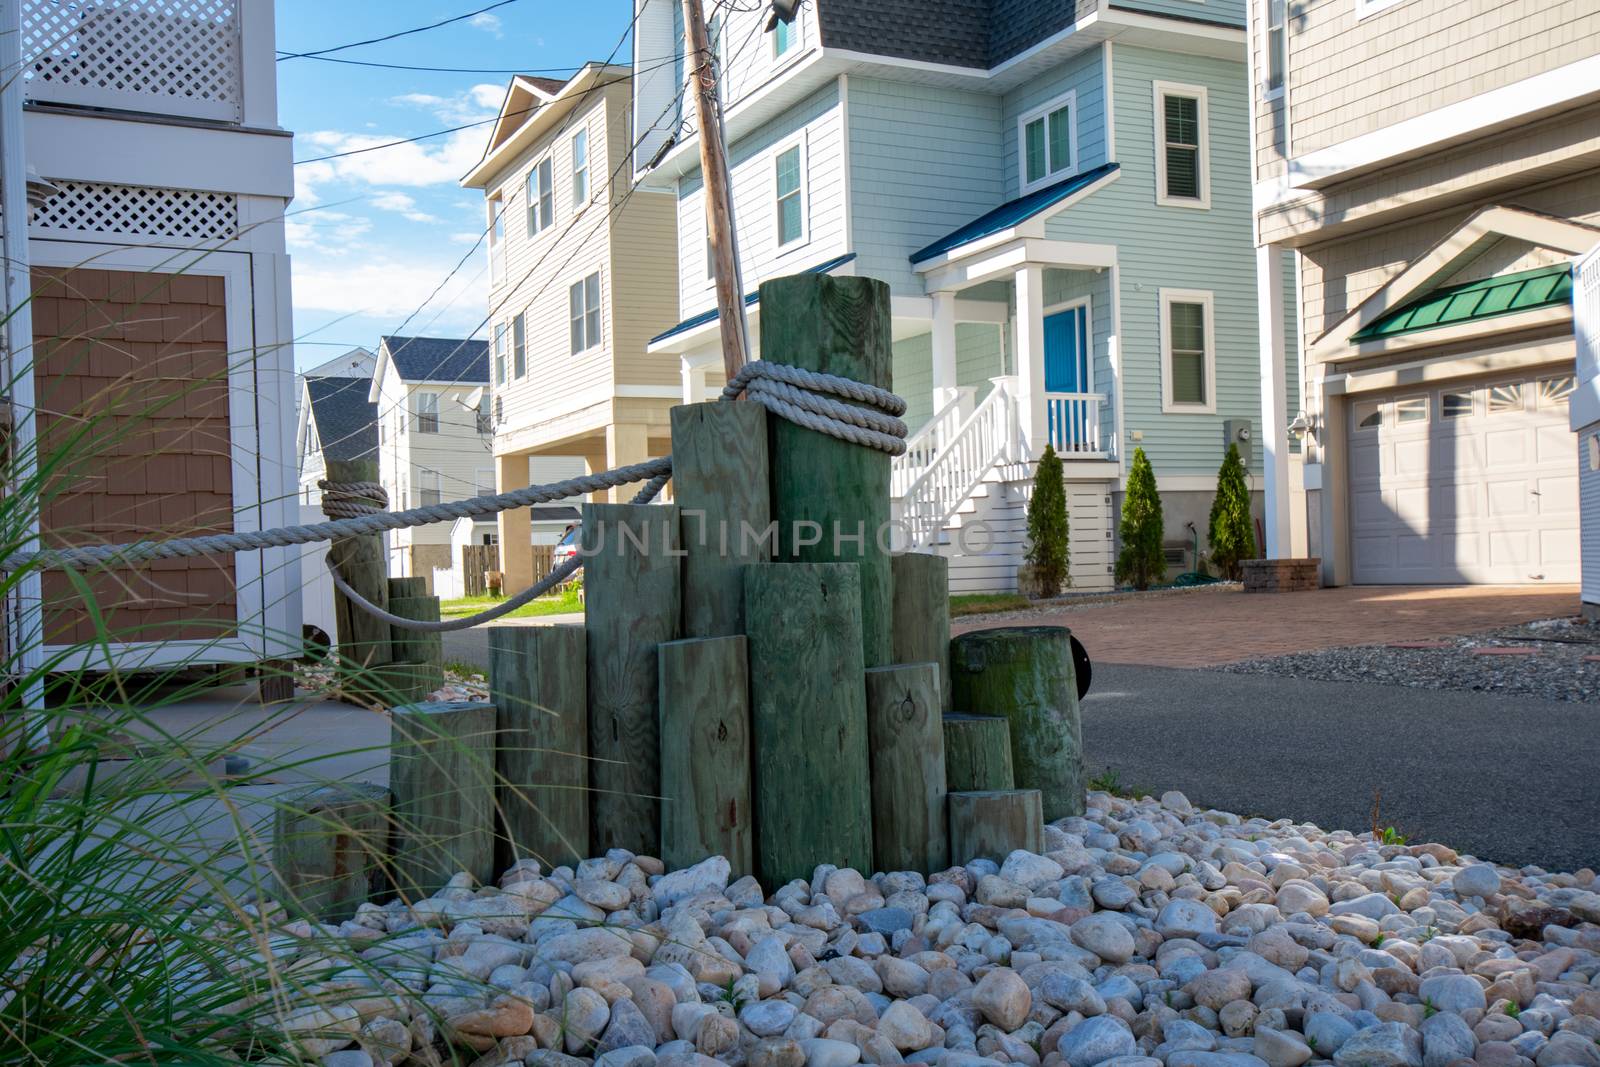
[1218,618,1600,704]
[292,662,491,705]
[249,790,1600,1067]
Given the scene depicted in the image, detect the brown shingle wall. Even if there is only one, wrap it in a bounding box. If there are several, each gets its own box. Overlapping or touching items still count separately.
[33,266,238,647]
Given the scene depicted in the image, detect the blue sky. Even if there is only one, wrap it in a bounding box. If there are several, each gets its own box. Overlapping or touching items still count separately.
[277,0,633,370]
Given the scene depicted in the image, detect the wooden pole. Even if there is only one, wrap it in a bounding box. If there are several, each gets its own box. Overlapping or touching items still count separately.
[763,275,895,668]
[891,552,952,711]
[949,626,1085,821]
[864,662,948,874]
[671,402,771,638]
[389,700,496,897]
[948,789,1043,863]
[584,503,681,855]
[387,596,443,668]
[658,635,752,875]
[388,577,428,600]
[273,782,391,921]
[489,624,589,871]
[682,0,748,379]
[744,562,872,886]
[942,712,1016,792]
[324,458,392,680]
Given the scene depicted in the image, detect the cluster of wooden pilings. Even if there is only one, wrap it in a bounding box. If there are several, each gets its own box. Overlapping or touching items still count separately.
[279,275,1085,917]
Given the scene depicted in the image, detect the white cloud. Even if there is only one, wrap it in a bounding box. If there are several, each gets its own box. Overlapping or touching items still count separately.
[449,231,485,244]
[296,126,488,189]
[371,191,441,224]
[285,208,372,251]
[468,12,503,36]
[293,256,486,329]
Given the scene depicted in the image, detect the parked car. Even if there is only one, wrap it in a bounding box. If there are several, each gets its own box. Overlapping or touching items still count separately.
[552,525,578,569]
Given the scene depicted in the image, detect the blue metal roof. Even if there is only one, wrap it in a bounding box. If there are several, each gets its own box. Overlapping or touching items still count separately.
[908,163,1120,265]
[380,335,490,384]
[649,253,858,345]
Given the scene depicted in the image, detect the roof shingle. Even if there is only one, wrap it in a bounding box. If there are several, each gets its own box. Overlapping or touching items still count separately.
[305,375,379,463]
[380,335,490,385]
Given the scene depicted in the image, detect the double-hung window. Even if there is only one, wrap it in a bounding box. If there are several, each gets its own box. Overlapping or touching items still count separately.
[513,313,527,378]
[1155,82,1209,208]
[476,394,491,434]
[493,322,507,386]
[1018,92,1076,193]
[488,195,505,284]
[1264,0,1286,97]
[772,16,795,59]
[572,128,589,206]
[1161,290,1216,413]
[526,157,554,235]
[414,392,440,434]
[570,272,602,354]
[418,471,442,507]
[775,143,805,247]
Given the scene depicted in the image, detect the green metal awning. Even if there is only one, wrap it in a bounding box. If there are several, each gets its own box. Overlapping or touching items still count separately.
[1352,264,1573,341]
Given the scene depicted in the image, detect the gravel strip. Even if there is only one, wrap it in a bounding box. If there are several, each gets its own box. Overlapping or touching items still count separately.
[1218,616,1600,704]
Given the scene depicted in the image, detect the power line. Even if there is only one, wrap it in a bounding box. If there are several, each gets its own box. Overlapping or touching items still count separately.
[277,0,522,62]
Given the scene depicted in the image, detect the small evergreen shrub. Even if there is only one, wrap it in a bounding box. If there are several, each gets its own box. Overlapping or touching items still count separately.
[1024,443,1070,597]
[1115,447,1166,590]
[1207,442,1257,580]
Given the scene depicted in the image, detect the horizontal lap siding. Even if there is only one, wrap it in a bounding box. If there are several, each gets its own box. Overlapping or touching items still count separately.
[894,333,935,428]
[957,323,1005,404]
[848,77,1004,296]
[1000,49,1106,201]
[33,266,237,645]
[1248,0,1287,179]
[1043,45,1258,478]
[1112,0,1244,26]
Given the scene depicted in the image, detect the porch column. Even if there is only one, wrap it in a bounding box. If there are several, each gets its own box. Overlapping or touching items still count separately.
[1014,264,1047,455]
[606,422,651,503]
[1256,244,1291,558]
[496,453,533,593]
[681,351,715,404]
[931,290,959,414]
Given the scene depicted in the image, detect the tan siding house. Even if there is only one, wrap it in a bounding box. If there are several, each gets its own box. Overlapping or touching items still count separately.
[461,65,679,590]
[1247,0,1600,591]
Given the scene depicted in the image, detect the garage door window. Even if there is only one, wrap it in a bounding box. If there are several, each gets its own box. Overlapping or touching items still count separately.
[1488,383,1524,413]
[1394,396,1428,423]
[1441,390,1474,419]
[1354,400,1383,429]
[1538,376,1575,407]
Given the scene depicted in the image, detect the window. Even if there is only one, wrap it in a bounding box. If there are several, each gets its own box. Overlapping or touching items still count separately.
[526,157,553,235]
[380,418,387,444]
[414,392,440,434]
[1018,92,1076,193]
[418,471,442,508]
[1441,391,1474,419]
[775,143,805,246]
[1394,396,1428,423]
[1487,383,1524,414]
[493,322,507,386]
[398,407,406,436]
[513,313,527,378]
[572,128,589,206]
[570,272,602,353]
[1264,0,1286,98]
[399,474,407,507]
[772,16,795,59]
[477,468,495,496]
[1354,401,1383,430]
[476,394,491,434]
[1155,83,1209,208]
[1539,376,1575,406]
[1160,290,1215,412]
[489,195,505,284]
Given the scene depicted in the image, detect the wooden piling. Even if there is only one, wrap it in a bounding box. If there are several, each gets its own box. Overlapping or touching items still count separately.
[942,713,1016,792]
[388,700,495,896]
[744,562,872,886]
[388,577,429,600]
[948,789,1043,863]
[584,503,681,855]
[273,782,391,920]
[891,552,952,711]
[864,662,948,874]
[671,401,771,638]
[762,275,895,668]
[387,596,443,667]
[489,625,588,870]
[658,635,752,875]
[949,626,1085,821]
[324,458,392,678]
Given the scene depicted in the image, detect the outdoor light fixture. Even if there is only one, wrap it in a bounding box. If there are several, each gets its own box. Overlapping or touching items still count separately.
[1287,412,1311,440]
[766,0,801,30]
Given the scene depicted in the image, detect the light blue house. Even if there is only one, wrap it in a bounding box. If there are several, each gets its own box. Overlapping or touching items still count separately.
[636,0,1289,591]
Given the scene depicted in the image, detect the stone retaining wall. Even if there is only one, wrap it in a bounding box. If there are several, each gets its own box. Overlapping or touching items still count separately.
[1241,557,1322,593]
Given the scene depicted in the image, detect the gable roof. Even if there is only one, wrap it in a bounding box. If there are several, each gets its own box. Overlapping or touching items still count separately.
[379,335,490,385]
[910,163,1120,265]
[1352,265,1574,342]
[305,376,378,463]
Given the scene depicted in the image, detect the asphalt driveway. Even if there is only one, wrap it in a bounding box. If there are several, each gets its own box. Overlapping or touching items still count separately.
[1082,663,1600,872]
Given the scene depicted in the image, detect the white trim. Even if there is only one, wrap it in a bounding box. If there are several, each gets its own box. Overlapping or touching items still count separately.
[1103,42,1116,164]
[839,74,854,254]
[1287,53,1600,190]
[1017,89,1080,195]
[1153,80,1211,210]
[1159,287,1217,414]
[772,132,810,255]
[1110,264,1127,475]
[526,150,555,236]
[1259,0,1286,101]
[919,237,1118,293]
[570,123,590,208]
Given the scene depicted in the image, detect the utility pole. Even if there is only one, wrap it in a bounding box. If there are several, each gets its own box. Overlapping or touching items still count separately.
[681,0,749,381]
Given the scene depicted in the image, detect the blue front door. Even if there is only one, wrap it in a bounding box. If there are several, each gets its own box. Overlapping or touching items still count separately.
[1044,306,1090,450]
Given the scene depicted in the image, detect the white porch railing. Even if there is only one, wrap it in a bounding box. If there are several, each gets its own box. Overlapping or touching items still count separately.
[891,390,968,497]
[1046,391,1109,457]
[895,378,1023,550]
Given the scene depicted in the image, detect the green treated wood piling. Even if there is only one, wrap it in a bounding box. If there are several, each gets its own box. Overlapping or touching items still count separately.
[671,401,771,638]
[942,713,1016,792]
[762,275,895,668]
[865,662,948,874]
[892,552,952,711]
[389,700,495,897]
[950,626,1085,821]
[745,562,872,885]
[273,782,391,921]
[948,789,1044,862]
[387,596,443,668]
[584,503,681,855]
[658,635,752,874]
[489,625,588,870]
[325,458,392,682]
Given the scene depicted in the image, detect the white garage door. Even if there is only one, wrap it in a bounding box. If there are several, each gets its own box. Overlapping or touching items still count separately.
[1349,373,1579,584]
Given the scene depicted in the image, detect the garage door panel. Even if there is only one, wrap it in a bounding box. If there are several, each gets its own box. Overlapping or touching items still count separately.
[1488,530,1531,569]
[1394,440,1430,476]
[1536,425,1573,462]
[1486,479,1533,517]
[1540,528,1580,566]
[1485,428,1530,465]
[1538,476,1579,515]
[1353,490,1393,525]
[1432,437,1484,473]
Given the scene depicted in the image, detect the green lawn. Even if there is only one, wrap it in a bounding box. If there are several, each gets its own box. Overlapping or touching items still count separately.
[949,593,1031,617]
[441,587,584,620]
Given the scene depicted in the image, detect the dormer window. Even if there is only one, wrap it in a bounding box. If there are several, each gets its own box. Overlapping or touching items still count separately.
[1018,92,1076,194]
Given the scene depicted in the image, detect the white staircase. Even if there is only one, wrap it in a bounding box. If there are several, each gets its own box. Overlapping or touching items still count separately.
[893,378,1025,551]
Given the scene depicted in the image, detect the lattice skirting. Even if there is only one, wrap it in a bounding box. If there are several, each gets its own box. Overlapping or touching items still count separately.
[31,180,240,242]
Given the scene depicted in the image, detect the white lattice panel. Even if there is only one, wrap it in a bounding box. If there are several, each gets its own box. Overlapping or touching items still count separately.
[22,0,242,122]
[32,181,239,241]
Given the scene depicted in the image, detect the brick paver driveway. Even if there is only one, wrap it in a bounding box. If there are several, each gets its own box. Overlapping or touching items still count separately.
[952,584,1580,668]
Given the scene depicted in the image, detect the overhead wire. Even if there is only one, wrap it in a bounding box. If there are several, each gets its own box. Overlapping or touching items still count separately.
[277,1,522,62]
